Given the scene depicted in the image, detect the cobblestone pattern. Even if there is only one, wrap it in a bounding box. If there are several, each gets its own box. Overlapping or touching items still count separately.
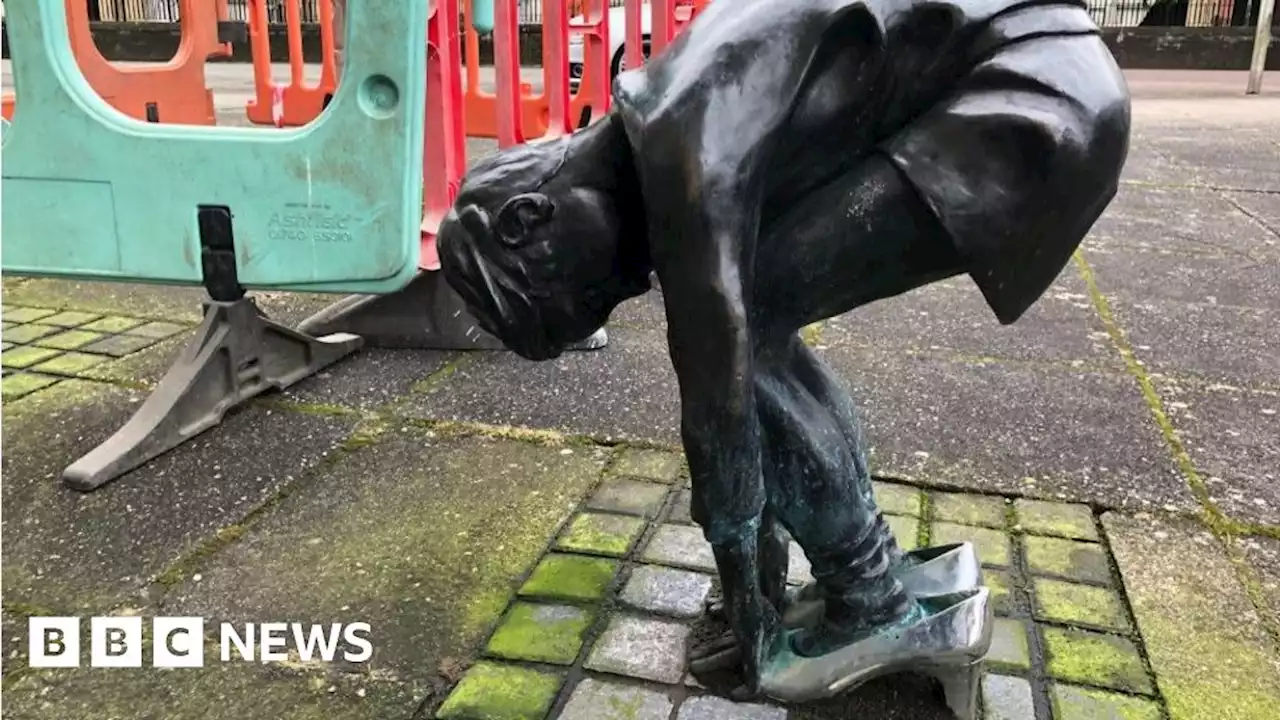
[434,450,1173,720]
[1,305,188,400]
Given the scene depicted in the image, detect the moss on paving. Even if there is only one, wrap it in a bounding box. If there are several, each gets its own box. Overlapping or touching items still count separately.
[1034,578,1131,632]
[1051,684,1163,720]
[485,602,594,665]
[556,512,645,557]
[436,661,563,720]
[1043,626,1154,695]
[930,492,1010,529]
[1014,498,1099,541]
[1023,535,1113,584]
[885,515,920,552]
[520,553,619,603]
[932,522,1011,567]
[872,480,922,518]
[611,448,683,484]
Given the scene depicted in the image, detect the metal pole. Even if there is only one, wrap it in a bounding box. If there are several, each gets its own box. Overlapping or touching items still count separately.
[1248,0,1276,94]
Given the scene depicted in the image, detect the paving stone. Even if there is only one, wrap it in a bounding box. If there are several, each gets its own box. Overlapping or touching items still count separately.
[932,523,1010,567]
[586,477,671,517]
[1113,301,1276,390]
[34,329,106,351]
[584,615,690,683]
[988,618,1031,670]
[874,480,922,517]
[282,348,455,411]
[1239,535,1280,633]
[987,569,1018,617]
[0,342,10,351]
[1023,536,1113,585]
[641,524,717,572]
[79,333,158,357]
[436,661,563,720]
[931,492,1010,528]
[486,602,593,665]
[887,514,920,552]
[788,542,814,585]
[80,316,145,333]
[982,674,1034,720]
[1014,499,1099,541]
[2,323,59,344]
[1,372,60,400]
[670,488,696,525]
[620,565,713,618]
[1033,578,1130,632]
[560,678,673,720]
[677,695,788,720]
[125,320,189,339]
[1042,626,1153,695]
[1050,683,1163,720]
[1,345,62,369]
[39,310,101,327]
[1104,513,1280,720]
[31,351,108,375]
[1,307,56,323]
[614,448,683,483]
[556,512,646,557]
[519,553,619,603]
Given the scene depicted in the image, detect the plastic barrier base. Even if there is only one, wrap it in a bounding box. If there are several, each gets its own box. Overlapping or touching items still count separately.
[296,270,609,352]
[63,296,362,491]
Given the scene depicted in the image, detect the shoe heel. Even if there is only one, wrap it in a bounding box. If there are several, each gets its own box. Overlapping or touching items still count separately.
[933,660,983,720]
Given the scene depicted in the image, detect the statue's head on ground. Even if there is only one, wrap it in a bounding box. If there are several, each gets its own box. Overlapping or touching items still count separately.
[438,123,651,360]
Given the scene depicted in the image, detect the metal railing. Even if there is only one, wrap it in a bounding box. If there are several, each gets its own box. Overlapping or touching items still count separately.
[83,0,1272,28]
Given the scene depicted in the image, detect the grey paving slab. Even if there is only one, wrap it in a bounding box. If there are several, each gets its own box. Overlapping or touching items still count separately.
[584,615,689,683]
[1239,535,1280,634]
[1090,184,1265,251]
[403,327,681,444]
[641,524,717,573]
[982,674,1035,720]
[823,279,1114,367]
[1108,300,1278,389]
[281,348,455,411]
[164,432,606,680]
[1224,191,1280,243]
[1,380,357,613]
[1159,380,1279,525]
[620,565,713,618]
[677,695,787,720]
[1104,512,1280,720]
[816,346,1190,512]
[1083,240,1280,311]
[560,679,673,720]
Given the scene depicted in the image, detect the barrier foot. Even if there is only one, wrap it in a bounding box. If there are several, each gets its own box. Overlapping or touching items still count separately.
[62,297,362,492]
[297,270,610,351]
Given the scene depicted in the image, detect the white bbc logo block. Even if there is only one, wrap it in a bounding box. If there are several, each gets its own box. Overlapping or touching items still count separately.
[91,616,143,667]
[154,617,205,668]
[28,617,80,668]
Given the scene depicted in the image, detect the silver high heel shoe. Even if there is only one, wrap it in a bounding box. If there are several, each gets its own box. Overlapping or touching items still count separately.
[783,542,982,628]
[760,587,993,719]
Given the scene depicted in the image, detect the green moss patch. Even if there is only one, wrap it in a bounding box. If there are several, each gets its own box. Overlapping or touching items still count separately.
[612,449,682,484]
[932,522,1010,567]
[1014,499,1099,541]
[486,602,594,665]
[80,316,145,333]
[2,323,58,344]
[1043,626,1153,694]
[886,515,920,552]
[1,373,60,400]
[2,307,56,324]
[40,311,101,327]
[32,351,108,376]
[34,330,104,351]
[1024,536,1112,585]
[126,321,189,339]
[556,513,646,557]
[436,661,563,720]
[1034,578,1130,632]
[520,553,619,603]
[930,492,1009,529]
[1051,684,1162,720]
[873,481,922,518]
[80,334,157,357]
[987,569,1017,616]
[1,346,62,369]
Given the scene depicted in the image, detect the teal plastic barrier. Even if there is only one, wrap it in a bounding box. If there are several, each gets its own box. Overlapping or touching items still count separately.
[472,0,495,34]
[1,0,427,294]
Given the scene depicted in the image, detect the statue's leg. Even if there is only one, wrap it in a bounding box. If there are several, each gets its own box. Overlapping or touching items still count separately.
[754,336,916,657]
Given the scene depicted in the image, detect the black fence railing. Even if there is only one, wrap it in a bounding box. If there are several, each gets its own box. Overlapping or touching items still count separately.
[82,0,1274,28]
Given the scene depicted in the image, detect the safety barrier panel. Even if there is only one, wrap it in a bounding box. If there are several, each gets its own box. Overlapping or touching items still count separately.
[1,0,234,124]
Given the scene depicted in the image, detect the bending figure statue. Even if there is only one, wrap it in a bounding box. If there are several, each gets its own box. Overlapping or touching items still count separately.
[436,0,1130,713]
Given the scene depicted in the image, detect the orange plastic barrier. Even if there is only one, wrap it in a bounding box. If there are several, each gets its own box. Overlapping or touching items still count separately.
[243,0,341,127]
[2,0,233,124]
[421,0,469,269]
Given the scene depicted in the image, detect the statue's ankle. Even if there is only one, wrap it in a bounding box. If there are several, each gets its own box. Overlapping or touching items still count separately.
[791,588,919,658]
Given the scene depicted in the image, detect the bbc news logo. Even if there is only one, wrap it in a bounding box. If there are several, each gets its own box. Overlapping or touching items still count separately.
[28,617,373,668]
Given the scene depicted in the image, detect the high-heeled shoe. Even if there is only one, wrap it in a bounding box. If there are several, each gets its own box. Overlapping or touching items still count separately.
[759,587,992,719]
[783,542,982,628]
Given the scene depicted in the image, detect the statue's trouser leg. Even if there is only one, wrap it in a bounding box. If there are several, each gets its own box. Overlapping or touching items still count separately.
[755,337,913,658]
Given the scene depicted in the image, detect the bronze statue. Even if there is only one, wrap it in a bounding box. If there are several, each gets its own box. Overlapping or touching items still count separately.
[437,0,1130,714]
